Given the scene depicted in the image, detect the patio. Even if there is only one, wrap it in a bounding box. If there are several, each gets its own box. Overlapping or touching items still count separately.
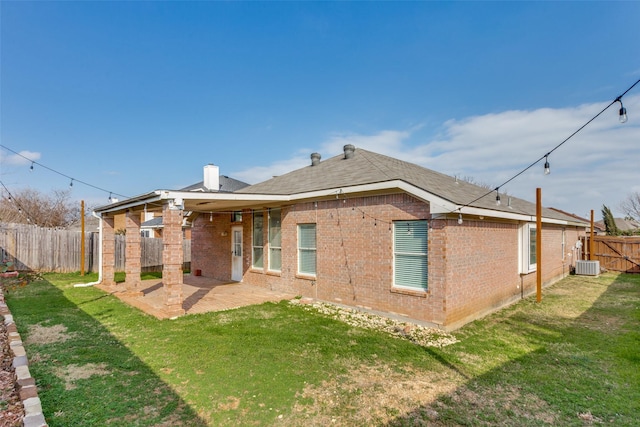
[98,275,295,319]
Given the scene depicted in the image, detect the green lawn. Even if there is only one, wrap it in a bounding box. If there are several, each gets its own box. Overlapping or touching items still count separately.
[6,272,639,426]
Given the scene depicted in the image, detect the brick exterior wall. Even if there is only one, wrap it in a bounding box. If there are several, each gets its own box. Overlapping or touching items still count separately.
[191,212,235,281]
[190,193,585,329]
[101,215,116,288]
[161,203,185,317]
[124,210,142,294]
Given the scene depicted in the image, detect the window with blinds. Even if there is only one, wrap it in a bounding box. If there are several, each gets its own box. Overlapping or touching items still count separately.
[269,208,282,271]
[521,223,537,273]
[252,211,264,269]
[298,224,316,276]
[393,220,428,291]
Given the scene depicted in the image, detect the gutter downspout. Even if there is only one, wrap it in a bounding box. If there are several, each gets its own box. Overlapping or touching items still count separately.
[74,211,103,288]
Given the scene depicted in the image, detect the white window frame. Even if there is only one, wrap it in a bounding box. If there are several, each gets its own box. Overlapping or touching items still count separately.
[297,224,317,277]
[393,220,428,291]
[520,223,537,273]
[268,208,282,272]
[252,210,264,269]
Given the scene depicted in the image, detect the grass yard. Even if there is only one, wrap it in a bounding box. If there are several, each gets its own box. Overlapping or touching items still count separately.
[5,272,640,426]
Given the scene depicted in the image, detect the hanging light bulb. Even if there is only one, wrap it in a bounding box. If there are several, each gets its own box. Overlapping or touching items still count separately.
[108,192,113,202]
[618,99,628,123]
[30,162,34,171]
[69,179,74,187]
[544,155,550,175]
[458,213,463,225]
[619,106,628,123]
[495,188,501,206]
[209,212,213,222]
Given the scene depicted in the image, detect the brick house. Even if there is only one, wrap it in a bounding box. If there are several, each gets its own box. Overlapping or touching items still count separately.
[94,145,587,329]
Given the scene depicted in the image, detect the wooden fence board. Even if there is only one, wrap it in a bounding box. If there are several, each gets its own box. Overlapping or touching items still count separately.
[582,235,640,273]
[0,223,191,273]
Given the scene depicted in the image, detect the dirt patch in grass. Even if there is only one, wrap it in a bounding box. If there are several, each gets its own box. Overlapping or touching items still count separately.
[283,360,465,426]
[25,323,74,345]
[419,384,560,426]
[218,396,241,411]
[53,363,110,390]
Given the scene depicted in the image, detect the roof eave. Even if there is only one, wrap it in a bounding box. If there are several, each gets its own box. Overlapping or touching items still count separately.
[92,182,587,226]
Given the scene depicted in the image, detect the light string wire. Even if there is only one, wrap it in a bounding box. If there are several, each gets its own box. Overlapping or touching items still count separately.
[0,179,36,224]
[2,79,638,223]
[0,144,130,200]
[456,78,640,213]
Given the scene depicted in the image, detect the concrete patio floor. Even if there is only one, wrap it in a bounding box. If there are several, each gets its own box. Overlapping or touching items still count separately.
[98,275,296,319]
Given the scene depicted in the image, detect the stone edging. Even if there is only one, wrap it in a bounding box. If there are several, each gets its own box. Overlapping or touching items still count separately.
[0,292,48,427]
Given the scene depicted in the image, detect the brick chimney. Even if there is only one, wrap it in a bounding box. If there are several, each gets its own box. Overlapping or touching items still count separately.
[203,164,220,191]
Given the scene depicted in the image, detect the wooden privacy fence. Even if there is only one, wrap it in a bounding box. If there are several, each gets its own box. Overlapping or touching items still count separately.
[0,223,191,273]
[581,235,640,273]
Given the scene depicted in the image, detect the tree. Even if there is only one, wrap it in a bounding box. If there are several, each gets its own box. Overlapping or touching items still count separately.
[619,191,640,222]
[0,188,79,228]
[601,205,619,236]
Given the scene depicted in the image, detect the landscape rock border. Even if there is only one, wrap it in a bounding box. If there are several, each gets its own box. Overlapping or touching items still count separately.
[0,289,47,427]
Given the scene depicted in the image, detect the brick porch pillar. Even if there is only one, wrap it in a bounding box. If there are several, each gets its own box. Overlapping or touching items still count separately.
[123,210,143,296]
[162,202,185,317]
[101,215,116,289]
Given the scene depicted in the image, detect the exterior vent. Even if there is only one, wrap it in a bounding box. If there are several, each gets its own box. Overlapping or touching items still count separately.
[575,260,600,276]
[343,144,355,159]
[310,152,321,166]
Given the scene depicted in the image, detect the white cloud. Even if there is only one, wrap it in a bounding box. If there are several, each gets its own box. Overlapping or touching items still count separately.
[233,94,640,218]
[1,150,41,165]
[233,153,311,184]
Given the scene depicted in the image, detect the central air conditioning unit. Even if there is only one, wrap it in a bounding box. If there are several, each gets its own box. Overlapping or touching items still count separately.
[575,260,600,276]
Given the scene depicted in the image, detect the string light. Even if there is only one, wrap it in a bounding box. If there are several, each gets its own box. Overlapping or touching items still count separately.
[618,99,628,123]
[544,155,550,175]
[456,78,639,215]
[458,213,463,225]
[0,144,128,202]
[495,188,501,206]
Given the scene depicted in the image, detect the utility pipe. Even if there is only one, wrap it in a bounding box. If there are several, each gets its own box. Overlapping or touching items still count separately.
[74,211,102,287]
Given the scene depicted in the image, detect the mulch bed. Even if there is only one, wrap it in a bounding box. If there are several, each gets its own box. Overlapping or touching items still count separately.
[0,310,25,426]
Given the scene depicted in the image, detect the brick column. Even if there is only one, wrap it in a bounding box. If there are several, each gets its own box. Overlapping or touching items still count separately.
[101,215,116,289]
[162,203,185,317]
[124,210,143,296]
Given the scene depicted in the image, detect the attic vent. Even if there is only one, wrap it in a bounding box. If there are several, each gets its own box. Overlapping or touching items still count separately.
[575,260,600,276]
[343,144,355,159]
[310,152,321,166]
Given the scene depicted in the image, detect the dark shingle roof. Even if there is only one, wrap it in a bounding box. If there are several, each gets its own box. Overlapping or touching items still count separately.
[181,175,250,193]
[236,148,583,223]
[141,217,163,228]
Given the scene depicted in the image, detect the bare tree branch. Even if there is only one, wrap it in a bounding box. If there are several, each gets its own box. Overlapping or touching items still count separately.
[619,192,640,221]
[0,188,79,228]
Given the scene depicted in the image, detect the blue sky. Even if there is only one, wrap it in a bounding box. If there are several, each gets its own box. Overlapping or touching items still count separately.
[1,1,639,219]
